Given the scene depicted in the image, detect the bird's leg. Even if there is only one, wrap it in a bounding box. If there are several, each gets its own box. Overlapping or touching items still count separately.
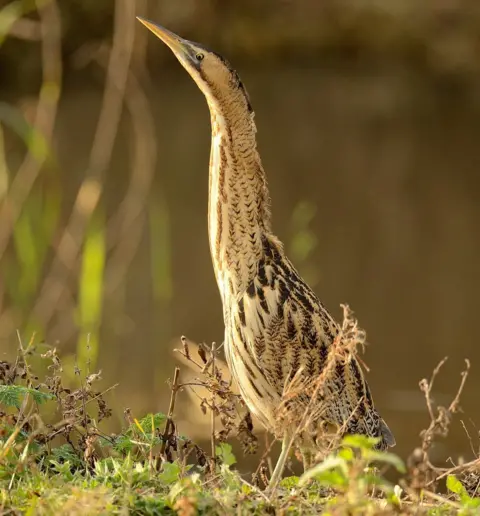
[267,434,291,492]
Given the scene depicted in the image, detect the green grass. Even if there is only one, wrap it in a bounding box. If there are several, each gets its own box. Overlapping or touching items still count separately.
[1,425,478,516]
[1,345,480,515]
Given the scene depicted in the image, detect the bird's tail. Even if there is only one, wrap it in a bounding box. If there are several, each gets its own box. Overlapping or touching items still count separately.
[347,410,395,451]
[376,418,396,450]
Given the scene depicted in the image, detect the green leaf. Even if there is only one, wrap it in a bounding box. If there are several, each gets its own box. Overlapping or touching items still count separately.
[0,384,21,408]
[338,447,354,461]
[465,498,480,509]
[0,385,54,408]
[51,445,83,467]
[49,459,76,481]
[446,474,470,501]
[363,450,406,473]
[279,476,300,489]
[112,414,167,455]
[136,412,167,433]
[216,443,236,467]
[446,474,463,494]
[241,483,253,495]
[158,462,183,485]
[313,469,349,489]
[113,434,135,454]
[299,456,348,486]
[342,434,380,450]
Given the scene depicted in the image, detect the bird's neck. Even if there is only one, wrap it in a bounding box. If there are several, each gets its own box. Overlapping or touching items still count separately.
[207,95,272,301]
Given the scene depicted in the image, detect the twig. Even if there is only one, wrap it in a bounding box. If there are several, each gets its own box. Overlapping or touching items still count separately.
[428,457,480,485]
[460,420,476,457]
[175,347,205,371]
[253,434,276,481]
[181,336,190,360]
[174,336,256,464]
[239,477,271,503]
[448,359,470,413]
[73,383,119,411]
[16,331,32,421]
[160,367,180,458]
[210,342,216,461]
[418,358,474,487]
[421,490,462,509]
[419,356,448,422]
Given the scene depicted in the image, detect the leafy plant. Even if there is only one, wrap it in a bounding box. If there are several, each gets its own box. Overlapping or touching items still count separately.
[104,412,167,456]
[446,474,480,514]
[298,434,406,513]
[215,443,236,467]
[1,340,479,514]
[0,384,54,408]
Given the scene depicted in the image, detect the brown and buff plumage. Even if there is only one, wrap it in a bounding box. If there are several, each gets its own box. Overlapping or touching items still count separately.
[138,17,395,486]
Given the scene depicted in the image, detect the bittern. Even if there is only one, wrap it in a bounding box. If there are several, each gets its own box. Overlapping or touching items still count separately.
[138,18,395,487]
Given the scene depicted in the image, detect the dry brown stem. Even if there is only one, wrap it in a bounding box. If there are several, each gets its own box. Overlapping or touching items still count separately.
[210,342,216,462]
[31,0,137,327]
[175,336,258,460]
[160,367,180,459]
[403,357,479,494]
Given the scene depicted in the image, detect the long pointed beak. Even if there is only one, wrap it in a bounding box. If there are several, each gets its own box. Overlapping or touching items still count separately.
[136,17,188,57]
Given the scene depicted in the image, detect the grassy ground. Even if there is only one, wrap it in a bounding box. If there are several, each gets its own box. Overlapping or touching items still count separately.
[1,339,479,515]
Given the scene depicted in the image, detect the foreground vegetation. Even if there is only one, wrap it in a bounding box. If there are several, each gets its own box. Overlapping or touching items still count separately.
[0,337,479,515]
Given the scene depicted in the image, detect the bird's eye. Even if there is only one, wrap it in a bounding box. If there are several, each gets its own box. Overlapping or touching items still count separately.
[196,53,204,62]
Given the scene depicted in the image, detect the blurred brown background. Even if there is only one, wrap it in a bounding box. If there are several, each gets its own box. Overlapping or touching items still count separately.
[1,0,480,470]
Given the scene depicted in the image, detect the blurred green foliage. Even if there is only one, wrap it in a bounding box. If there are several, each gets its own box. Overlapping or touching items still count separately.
[0,104,59,332]
[289,200,318,288]
[76,211,106,371]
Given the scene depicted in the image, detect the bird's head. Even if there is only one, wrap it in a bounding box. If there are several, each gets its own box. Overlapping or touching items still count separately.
[137,17,252,112]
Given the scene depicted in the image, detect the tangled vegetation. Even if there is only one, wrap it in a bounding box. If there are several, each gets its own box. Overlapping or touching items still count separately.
[1,332,479,515]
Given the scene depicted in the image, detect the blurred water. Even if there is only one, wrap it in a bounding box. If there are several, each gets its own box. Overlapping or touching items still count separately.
[3,62,480,467]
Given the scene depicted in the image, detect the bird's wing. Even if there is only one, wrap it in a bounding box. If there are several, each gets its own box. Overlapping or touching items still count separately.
[236,237,394,447]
